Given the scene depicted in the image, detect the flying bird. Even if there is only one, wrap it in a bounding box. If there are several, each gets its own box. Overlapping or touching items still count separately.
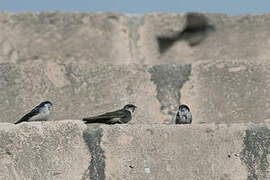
[83,104,137,124]
[15,101,53,124]
[175,104,192,124]
[157,12,215,53]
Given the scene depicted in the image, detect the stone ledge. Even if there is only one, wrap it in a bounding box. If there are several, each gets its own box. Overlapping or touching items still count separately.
[1,120,270,179]
[0,120,89,180]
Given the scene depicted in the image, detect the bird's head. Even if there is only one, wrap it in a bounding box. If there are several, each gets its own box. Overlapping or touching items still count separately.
[123,104,137,113]
[179,104,190,112]
[40,101,53,110]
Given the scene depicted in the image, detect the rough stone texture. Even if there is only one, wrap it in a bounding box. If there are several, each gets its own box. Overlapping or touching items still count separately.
[148,64,191,122]
[1,12,270,65]
[1,12,270,124]
[0,120,90,180]
[101,123,248,180]
[83,127,106,180]
[0,63,165,124]
[2,12,270,180]
[240,124,270,180]
[3,60,270,124]
[2,121,270,179]
[103,123,270,180]
[0,12,131,65]
[139,13,270,64]
[181,60,270,124]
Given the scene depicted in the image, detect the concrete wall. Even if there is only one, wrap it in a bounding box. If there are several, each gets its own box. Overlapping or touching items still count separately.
[1,12,270,65]
[1,12,270,179]
[1,121,270,180]
[0,121,89,180]
[1,12,270,124]
[2,60,270,124]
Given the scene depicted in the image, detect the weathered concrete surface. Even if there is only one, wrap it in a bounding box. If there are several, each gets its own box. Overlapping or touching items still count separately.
[181,60,270,124]
[1,121,270,179]
[0,12,270,65]
[0,63,164,124]
[2,60,270,124]
[0,120,90,180]
[139,13,270,64]
[101,123,248,180]
[1,12,270,124]
[0,12,131,65]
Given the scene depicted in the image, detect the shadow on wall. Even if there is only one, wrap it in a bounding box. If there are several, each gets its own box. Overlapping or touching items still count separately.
[157,13,216,54]
[149,64,191,122]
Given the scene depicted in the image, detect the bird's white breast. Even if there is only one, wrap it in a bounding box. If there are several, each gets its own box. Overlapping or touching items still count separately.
[29,106,50,122]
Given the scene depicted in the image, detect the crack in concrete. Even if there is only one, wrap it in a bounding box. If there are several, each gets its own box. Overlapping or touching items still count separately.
[125,14,145,63]
[240,125,270,180]
[82,127,105,180]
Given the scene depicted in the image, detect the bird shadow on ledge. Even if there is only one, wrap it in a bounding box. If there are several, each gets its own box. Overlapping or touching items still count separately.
[157,12,216,54]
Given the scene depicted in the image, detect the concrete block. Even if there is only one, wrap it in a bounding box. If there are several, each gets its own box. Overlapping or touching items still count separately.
[2,60,270,125]
[1,121,270,179]
[0,12,131,64]
[101,123,248,180]
[181,60,270,124]
[0,120,90,180]
[139,13,270,64]
[1,12,270,124]
[0,63,165,124]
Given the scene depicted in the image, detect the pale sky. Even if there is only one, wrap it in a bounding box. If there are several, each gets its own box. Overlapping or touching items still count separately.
[1,0,270,15]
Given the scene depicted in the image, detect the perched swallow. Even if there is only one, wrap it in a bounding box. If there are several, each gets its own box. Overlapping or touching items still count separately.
[175,104,192,124]
[83,104,137,124]
[15,101,53,124]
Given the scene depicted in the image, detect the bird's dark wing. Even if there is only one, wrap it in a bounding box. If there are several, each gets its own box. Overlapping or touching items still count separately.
[15,107,40,124]
[175,112,181,124]
[83,109,130,124]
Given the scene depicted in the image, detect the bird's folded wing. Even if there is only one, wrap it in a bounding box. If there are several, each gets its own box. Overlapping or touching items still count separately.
[15,108,40,124]
[83,110,127,121]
